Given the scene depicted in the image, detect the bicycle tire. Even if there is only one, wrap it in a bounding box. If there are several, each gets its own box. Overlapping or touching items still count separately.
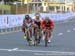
[45,37,48,47]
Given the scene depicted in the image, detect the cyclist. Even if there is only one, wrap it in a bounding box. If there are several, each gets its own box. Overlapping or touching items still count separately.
[22,15,33,45]
[32,13,42,44]
[41,16,54,43]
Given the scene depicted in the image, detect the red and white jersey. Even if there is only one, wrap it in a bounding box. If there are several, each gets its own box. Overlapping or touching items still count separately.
[23,18,33,28]
[41,19,54,29]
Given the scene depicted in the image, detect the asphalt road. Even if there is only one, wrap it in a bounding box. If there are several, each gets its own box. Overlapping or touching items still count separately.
[0,19,75,56]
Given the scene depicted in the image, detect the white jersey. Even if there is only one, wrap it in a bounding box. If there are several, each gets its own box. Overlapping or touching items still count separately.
[32,16,42,21]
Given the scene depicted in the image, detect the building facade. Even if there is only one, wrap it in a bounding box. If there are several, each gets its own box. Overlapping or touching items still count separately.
[10,0,75,13]
[41,0,74,13]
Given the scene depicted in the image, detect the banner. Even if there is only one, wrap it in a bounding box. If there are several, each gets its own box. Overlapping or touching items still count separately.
[0,13,75,29]
[0,14,24,29]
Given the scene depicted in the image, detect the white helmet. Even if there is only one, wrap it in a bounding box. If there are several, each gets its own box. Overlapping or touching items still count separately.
[45,16,49,19]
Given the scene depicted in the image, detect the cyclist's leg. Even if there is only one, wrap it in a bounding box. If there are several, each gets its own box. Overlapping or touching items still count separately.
[29,28,35,45]
[44,29,48,47]
[23,27,27,39]
[26,31,30,41]
[42,30,45,40]
[48,29,52,43]
[33,25,39,41]
[38,29,42,43]
[22,26,25,33]
[42,29,46,40]
[29,28,32,38]
[34,28,36,40]
[34,28,38,44]
[26,29,32,46]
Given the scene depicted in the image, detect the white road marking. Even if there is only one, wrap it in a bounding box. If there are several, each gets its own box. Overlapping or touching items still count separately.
[0,48,12,52]
[8,49,12,52]
[0,48,75,55]
[12,48,18,51]
[0,48,19,52]
[8,48,18,51]
[67,30,71,32]
[0,48,75,56]
[34,52,75,56]
[73,28,75,31]
[58,33,63,36]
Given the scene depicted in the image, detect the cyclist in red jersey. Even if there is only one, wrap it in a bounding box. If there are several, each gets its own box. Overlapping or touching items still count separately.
[41,17,54,43]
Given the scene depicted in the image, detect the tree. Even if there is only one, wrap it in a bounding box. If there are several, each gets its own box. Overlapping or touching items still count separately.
[4,0,18,4]
[4,0,18,2]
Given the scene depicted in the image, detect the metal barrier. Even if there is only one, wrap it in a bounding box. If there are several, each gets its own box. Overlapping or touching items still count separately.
[0,26,22,34]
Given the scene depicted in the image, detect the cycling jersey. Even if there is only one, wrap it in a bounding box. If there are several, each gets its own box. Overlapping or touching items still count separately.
[41,19,54,29]
[23,18,33,28]
[32,16,41,29]
[34,20,40,29]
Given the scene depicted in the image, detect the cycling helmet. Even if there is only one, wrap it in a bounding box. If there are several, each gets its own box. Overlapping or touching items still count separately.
[45,16,49,19]
[25,15,30,20]
[35,12,40,17]
[44,16,49,22]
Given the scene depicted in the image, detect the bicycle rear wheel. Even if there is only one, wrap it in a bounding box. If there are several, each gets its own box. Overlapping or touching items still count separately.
[34,28,40,46]
[45,37,48,47]
[45,31,49,47]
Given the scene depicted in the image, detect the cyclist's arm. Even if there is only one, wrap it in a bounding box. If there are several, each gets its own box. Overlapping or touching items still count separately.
[49,19,54,29]
[40,20,45,29]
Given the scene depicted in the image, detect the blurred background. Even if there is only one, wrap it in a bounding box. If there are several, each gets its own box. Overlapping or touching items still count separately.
[0,1,75,56]
[0,0,75,14]
[0,0,75,33]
